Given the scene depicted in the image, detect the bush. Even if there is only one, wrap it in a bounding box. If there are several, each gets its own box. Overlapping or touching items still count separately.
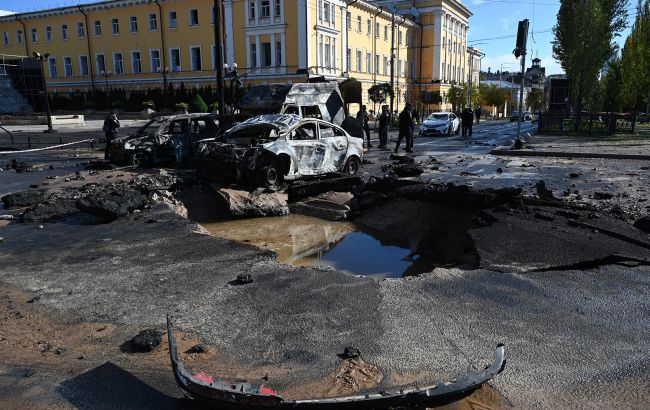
[142,100,155,110]
[208,102,219,112]
[174,102,189,112]
[189,94,208,113]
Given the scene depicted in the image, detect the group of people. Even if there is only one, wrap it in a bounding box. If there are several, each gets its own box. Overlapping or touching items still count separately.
[358,103,419,153]
[460,107,481,137]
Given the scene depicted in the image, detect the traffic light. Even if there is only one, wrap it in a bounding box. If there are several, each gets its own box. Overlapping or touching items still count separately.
[513,19,529,58]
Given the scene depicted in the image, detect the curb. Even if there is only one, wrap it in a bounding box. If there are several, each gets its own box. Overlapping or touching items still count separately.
[490,149,650,161]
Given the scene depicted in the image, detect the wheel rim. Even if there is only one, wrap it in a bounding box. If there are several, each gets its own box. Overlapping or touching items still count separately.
[347,159,359,174]
[266,167,278,185]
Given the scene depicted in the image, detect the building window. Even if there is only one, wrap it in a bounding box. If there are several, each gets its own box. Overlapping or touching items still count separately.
[150,49,161,72]
[274,0,281,17]
[383,55,388,75]
[132,51,142,73]
[114,52,124,74]
[17,30,23,44]
[130,16,138,32]
[63,56,72,77]
[318,0,322,20]
[170,48,181,72]
[331,3,336,27]
[2,32,8,46]
[79,55,89,76]
[249,2,255,19]
[111,19,119,34]
[31,28,38,42]
[96,54,105,74]
[331,43,336,69]
[262,42,271,66]
[61,24,68,40]
[398,31,402,46]
[190,9,199,25]
[149,14,158,30]
[94,20,102,36]
[45,26,52,41]
[276,40,282,66]
[190,46,202,71]
[77,22,85,38]
[323,2,330,23]
[169,11,177,28]
[324,41,330,68]
[250,43,257,67]
[48,57,57,78]
[357,16,361,32]
[375,54,379,74]
[366,53,371,73]
[397,60,402,77]
[261,1,270,18]
[375,22,380,38]
[346,12,351,29]
[356,50,362,72]
[384,25,388,41]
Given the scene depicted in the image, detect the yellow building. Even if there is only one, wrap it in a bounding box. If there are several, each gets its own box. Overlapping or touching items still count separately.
[0,0,476,111]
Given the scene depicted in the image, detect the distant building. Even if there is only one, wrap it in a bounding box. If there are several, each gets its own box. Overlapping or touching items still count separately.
[525,57,545,86]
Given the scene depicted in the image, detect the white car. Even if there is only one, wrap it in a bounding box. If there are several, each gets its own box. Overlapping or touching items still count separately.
[197,114,364,187]
[419,112,460,136]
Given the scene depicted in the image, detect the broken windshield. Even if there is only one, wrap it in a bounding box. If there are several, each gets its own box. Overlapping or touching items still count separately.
[426,113,449,121]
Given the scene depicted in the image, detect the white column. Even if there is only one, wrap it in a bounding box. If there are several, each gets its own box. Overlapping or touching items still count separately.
[224,0,235,65]
[432,13,443,81]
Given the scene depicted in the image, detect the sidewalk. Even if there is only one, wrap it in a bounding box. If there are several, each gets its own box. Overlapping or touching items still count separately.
[492,129,650,160]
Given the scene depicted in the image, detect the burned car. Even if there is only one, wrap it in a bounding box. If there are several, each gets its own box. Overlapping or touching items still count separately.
[107,113,219,166]
[195,114,363,187]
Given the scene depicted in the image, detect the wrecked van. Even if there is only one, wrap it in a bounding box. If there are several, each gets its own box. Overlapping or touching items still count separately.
[195,114,363,187]
[107,113,219,166]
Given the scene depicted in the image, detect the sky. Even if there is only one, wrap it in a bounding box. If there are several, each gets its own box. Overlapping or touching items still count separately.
[0,0,639,75]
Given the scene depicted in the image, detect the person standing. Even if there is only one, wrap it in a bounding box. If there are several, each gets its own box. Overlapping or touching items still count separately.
[461,107,473,137]
[395,103,414,153]
[103,112,120,159]
[475,107,482,124]
[357,105,372,148]
[378,105,390,149]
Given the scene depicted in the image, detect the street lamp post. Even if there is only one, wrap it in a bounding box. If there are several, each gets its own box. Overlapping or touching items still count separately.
[100,70,112,110]
[158,66,170,109]
[32,52,55,133]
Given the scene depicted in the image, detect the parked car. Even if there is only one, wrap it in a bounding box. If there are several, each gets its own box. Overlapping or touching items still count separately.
[419,112,460,136]
[107,113,219,166]
[637,112,649,123]
[195,114,364,187]
[510,111,532,122]
[532,110,542,123]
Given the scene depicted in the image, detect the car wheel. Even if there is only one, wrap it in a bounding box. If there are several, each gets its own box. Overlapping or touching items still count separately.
[130,151,150,168]
[259,163,282,188]
[343,156,361,176]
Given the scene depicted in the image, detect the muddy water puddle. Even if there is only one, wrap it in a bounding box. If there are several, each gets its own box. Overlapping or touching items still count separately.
[202,214,422,277]
[201,204,477,278]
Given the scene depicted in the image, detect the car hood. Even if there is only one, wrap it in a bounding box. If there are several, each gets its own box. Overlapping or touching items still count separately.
[422,119,448,127]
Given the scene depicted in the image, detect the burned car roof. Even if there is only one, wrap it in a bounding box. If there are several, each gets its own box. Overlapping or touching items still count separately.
[225,114,303,135]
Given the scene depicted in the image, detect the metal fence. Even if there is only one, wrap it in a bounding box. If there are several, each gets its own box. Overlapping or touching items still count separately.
[538,111,637,135]
[1,54,45,112]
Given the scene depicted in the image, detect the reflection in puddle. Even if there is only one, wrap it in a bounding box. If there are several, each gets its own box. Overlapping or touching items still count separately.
[201,214,427,278]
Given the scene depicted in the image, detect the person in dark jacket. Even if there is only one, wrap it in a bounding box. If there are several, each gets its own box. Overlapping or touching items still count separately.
[395,103,414,153]
[377,105,390,149]
[103,113,120,159]
[461,107,473,137]
[474,107,482,124]
[357,105,372,147]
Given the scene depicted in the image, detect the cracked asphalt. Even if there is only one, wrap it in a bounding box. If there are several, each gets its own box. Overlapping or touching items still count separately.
[1,121,649,409]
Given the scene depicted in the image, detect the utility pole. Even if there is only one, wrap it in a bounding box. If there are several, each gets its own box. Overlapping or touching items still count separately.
[513,19,528,144]
[389,11,395,115]
[214,0,226,117]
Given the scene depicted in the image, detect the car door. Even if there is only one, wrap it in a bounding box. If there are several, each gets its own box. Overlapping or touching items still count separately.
[318,122,348,171]
[287,121,327,174]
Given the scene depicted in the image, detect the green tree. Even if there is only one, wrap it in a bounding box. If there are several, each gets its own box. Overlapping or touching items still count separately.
[446,81,466,111]
[600,58,624,112]
[620,0,649,112]
[368,83,394,106]
[552,0,629,129]
[526,88,544,112]
[189,94,208,113]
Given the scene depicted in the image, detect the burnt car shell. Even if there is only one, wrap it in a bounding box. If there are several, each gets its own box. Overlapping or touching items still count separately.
[195,114,363,186]
[167,316,506,409]
[108,113,218,166]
